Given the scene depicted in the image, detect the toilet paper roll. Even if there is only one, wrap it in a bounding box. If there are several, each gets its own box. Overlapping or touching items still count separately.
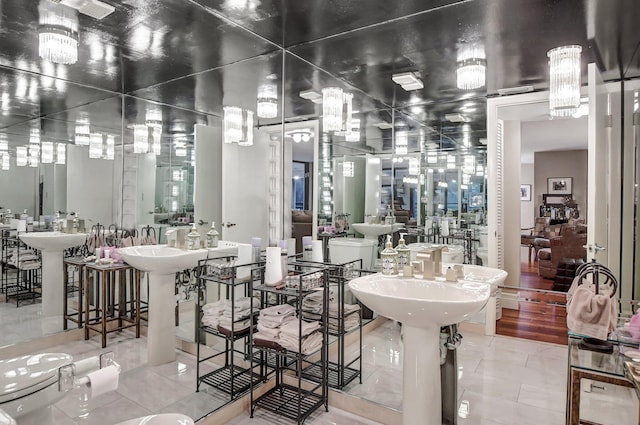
[73,356,100,377]
[16,220,26,232]
[311,240,323,263]
[87,365,119,397]
[264,247,283,286]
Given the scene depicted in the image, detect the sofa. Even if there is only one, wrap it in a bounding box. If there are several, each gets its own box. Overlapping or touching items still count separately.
[291,210,312,253]
[537,224,587,279]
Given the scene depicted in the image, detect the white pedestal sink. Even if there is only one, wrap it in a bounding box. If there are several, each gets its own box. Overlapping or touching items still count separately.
[348,274,490,425]
[119,245,208,366]
[19,232,87,319]
[351,223,405,240]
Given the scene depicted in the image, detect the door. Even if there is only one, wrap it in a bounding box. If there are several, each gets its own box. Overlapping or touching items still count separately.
[586,63,611,264]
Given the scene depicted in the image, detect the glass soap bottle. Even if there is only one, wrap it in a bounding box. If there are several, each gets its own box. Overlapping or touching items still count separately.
[380,234,398,276]
[206,221,219,248]
[395,233,410,271]
[187,223,200,250]
[72,213,79,234]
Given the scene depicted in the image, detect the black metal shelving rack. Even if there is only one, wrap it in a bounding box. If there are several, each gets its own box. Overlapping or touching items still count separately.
[1,230,42,306]
[195,257,265,402]
[290,258,364,390]
[249,268,329,424]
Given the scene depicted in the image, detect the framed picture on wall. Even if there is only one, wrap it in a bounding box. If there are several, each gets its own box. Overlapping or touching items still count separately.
[520,184,531,201]
[547,177,572,195]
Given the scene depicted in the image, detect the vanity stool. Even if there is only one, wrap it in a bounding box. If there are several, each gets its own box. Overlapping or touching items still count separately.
[84,262,141,348]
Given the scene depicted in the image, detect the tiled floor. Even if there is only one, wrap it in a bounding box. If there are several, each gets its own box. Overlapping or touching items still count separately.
[4,313,639,424]
[0,300,63,347]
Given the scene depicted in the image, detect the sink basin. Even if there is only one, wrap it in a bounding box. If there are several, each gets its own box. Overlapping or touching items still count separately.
[19,231,87,252]
[351,222,405,239]
[348,273,489,425]
[118,244,208,366]
[348,274,490,328]
[18,232,87,319]
[207,240,246,258]
[119,245,208,275]
[442,263,507,288]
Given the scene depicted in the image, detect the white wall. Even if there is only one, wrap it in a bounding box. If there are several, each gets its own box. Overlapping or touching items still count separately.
[0,166,37,215]
[534,150,588,219]
[520,163,535,229]
[503,120,522,287]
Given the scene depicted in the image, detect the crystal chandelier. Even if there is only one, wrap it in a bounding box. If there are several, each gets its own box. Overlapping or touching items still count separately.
[548,45,582,118]
[38,1,79,65]
[0,134,7,151]
[89,133,103,159]
[322,88,354,133]
[257,84,278,119]
[151,127,162,155]
[395,129,408,155]
[145,108,163,129]
[456,40,486,90]
[75,115,91,146]
[56,143,66,164]
[0,152,9,171]
[29,127,40,145]
[29,144,40,167]
[223,106,254,146]
[16,146,28,167]
[104,135,115,160]
[41,141,54,163]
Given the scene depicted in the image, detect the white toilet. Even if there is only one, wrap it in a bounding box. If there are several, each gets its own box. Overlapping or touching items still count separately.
[117,413,195,425]
[476,228,489,266]
[328,238,377,270]
[0,353,73,425]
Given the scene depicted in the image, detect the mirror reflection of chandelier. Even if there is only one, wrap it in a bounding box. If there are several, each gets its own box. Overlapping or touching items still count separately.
[285,129,313,143]
[395,128,408,155]
[223,106,254,146]
[38,1,79,65]
[0,152,9,170]
[547,45,582,118]
[75,114,91,146]
[322,87,353,134]
[257,83,278,119]
[456,39,486,90]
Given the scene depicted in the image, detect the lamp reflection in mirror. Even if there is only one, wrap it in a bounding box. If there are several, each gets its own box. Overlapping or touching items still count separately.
[0,134,7,151]
[134,124,149,154]
[447,155,456,169]
[456,39,486,90]
[257,83,278,118]
[38,0,78,65]
[29,144,39,167]
[0,152,9,170]
[105,135,115,160]
[463,155,475,174]
[409,157,420,175]
[29,127,40,145]
[151,127,162,155]
[89,133,103,159]
[476,164,484,176]
[56,143,66,165]
[395,129,408,155]
[145,108,163,129]
[548,45,582,118]
[75,115,91,146]
[16,146,27,167]
[345,118,360,142]
[41,141,54,163]
[322,88,353,134]
[223,106,253,146]
[343,161,354,177]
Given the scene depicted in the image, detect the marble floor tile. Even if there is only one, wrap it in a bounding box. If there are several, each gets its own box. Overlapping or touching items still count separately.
[116,367,194,412]
[517,383,566,413]
[345,366,403,410]
[227,406,384,424]
[73,397,152,425]
[159,391,229,421]
[458,372,522,403]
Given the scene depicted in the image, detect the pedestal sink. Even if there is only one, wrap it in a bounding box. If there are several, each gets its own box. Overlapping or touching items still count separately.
[351,223,405,240]
[348,274,490,425]
[19,232,87,319]
[119,245,208,365]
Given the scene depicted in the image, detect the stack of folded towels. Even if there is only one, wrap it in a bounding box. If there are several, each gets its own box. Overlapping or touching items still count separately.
[253,304,321,354]
[6,248,41,270]
[301,290,360,333]
[201,297,259,333]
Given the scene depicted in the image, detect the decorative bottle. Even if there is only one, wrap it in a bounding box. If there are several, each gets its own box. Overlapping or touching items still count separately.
[186,223,200,250]
[53,211,60,231]
[395,233,410,272]
[206,221,219,248]
[384,205,395,224]
[72,213,79,234]
[380,235,398,276]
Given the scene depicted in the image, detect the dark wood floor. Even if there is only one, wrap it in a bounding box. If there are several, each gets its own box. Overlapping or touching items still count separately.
[495,250,569,345]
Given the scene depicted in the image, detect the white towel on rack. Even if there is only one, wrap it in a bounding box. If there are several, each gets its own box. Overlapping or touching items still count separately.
[279,331,323,354]
[280,319,320,338]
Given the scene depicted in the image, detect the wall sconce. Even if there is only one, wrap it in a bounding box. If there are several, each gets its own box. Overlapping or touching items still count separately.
[548,45,582,118]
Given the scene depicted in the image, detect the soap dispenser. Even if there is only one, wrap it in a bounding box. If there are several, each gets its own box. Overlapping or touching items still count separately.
[53,211,60,231]
[384,205,395,225]
[72,213,79,234]
[395,233,410,270]
[187,223,200,250]
[380,235,398,276]
[206,221,219,248]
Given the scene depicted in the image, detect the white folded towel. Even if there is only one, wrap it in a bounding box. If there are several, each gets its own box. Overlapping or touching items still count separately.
[280,319,320,338]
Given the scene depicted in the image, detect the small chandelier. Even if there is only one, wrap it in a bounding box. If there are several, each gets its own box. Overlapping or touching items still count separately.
[0,134,7,151]
[89,133,103,159]
[0,152,9,171]
[133,125,149,154]
[223,106,254,146]
[145,108,163,129]
[104,135,115,160]
[29,127,41,145]
[16,146,28,167]
[548,45,582,118]
[257,84,278,119]
[75,115,91,146]
[38,1,79,65]
[395,129,408,155]
[56,143,66,164]
[456,40,486,90]
[41,141,54,163]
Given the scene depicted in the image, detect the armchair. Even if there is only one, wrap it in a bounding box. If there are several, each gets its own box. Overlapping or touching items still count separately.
[537,224,587,279]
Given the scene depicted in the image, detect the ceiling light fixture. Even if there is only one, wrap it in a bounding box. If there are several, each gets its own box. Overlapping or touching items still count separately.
[38,1,79,65]
[456,40,486,90]
[16,146,28,167]
[56,143,66,164]
[322,87,354,133]
[1,152,9,171]
[548,45,582,118]
[0,134,7,151]
[223,106,254,146]
[257,83,278,118]
[41,141,54,163]
[89,133,103,159]
[299,89,323,104]
[133,124,149,154]
[392,72,424,91]
[75,115,90,146]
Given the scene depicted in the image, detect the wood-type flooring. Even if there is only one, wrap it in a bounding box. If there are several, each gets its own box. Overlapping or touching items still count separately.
[495,249,569,345]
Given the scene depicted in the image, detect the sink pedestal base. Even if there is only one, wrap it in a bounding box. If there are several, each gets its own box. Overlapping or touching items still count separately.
[403,325,441,425]
[147,273,177,366]
[41,251,64,318]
